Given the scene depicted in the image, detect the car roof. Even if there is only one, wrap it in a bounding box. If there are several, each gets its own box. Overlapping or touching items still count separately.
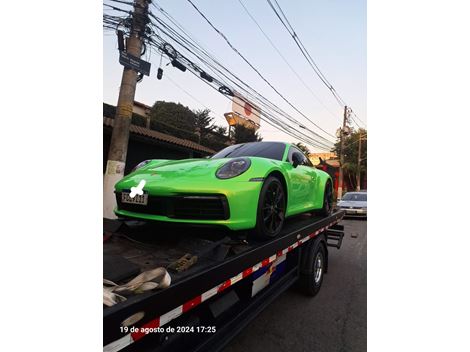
[235,141,287,146]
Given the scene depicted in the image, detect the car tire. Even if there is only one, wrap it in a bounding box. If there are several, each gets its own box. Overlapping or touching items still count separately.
[253,176,286,239]
[298,238,327,296]
[318,181,333,217]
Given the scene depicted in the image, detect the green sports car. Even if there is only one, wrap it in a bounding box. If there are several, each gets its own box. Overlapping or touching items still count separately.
[114,141,333,238]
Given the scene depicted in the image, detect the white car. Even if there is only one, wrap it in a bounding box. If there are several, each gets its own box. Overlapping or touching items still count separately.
[336,192,367,217]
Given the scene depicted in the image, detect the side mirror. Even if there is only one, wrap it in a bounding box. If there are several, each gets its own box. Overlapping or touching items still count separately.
[292,153,302,168]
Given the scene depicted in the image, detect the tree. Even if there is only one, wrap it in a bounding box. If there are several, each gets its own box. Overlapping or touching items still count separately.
[147,101,199,142]
[194,109,215,133]
[193,108,216,143]
[232,124,263,144]
[200,124,230,152]
[294,142,310,157]
[332,128,367,189]
[214,126,227,136]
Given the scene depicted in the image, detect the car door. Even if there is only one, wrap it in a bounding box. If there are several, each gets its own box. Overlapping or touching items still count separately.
[296,150,318,209]
[285,147,317,214]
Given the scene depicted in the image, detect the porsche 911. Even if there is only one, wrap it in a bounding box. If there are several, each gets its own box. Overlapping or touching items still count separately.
[114,141,333,238]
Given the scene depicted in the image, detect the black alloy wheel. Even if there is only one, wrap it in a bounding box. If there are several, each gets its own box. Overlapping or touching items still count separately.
[255,177,286,239]
[319,181,333,217]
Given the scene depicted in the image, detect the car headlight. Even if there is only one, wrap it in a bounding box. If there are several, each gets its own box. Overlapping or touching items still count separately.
[131,160,151,173]
[216,158,251,179]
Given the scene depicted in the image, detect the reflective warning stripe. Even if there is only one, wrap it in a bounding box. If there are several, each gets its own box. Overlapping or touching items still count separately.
[104,334,133,352]
[104,219,339,352]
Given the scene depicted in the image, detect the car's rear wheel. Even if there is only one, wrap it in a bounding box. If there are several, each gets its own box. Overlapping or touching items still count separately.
[254,176,286,239]
[319,181,333,217]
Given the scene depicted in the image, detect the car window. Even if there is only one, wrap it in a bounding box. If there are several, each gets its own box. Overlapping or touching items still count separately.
[287,146,312,167]
[303,155,313,167]
[342,193,367,201]
[287,146,296,163]
[211,142,286,161]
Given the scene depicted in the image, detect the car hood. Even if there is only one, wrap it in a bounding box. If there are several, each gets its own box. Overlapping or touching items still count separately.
[115,157,253,193]
[141,158,227,178]
[337,200,367,208]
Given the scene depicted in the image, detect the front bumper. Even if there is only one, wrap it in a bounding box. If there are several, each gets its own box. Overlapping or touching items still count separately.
[114,181,263,231]
[336,207,367,216]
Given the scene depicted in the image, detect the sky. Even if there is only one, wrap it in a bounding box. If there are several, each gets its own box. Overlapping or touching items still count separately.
[103,0,366,153]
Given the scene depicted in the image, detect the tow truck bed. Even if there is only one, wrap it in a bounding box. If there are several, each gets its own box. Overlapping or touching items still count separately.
[104,211,345,352]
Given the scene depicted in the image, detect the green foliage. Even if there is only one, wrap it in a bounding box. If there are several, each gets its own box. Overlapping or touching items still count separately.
[294,142,310,156]
[130,114,146,127]
[332,128,367,174]
[194,109,216,134]
[148,103,222,145]
[149,101,197,135]
[103,101,264,153]
[214,126,227,136]
[232,124,263,144]
[201,131,230,151]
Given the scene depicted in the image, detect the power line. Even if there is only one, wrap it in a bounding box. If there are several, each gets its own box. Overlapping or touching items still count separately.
[351,111,367,127]
[164,43,333,149]
[148,2,335,147]
[266,0,366,126]
[104,3,335,150]
[186,0,337,140]
[149,39,333,150]
[349,114,362,129]
[146,6,335,149]
[107,0,134,5]
[266,0,340,101]
[237,0,341,123]
[164,73,225,117]
[103,3,130,14]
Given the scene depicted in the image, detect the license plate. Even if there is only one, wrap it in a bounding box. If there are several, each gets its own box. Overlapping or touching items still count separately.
[121,192,148,205]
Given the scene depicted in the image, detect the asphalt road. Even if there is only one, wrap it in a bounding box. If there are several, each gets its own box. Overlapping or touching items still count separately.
[223,219,367,352]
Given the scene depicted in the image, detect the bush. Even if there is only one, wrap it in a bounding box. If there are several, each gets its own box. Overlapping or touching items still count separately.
[103,102,233,152]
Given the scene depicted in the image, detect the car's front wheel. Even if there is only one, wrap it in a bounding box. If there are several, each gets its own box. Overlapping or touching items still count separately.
[254,176,286,239]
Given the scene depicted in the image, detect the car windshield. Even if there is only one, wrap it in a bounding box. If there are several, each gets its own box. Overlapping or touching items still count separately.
[211,142,286,161]
[342,193,367,201]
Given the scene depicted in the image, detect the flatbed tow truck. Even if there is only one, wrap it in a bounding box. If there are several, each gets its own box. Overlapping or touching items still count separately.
[104,210,345,352]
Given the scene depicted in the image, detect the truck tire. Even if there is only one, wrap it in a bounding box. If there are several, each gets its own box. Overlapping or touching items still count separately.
[298,238,327,296]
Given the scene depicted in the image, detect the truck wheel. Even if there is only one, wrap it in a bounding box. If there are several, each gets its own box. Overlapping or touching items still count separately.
[253,176,286,239]
[298,239,326,296]
[318,181,333,217]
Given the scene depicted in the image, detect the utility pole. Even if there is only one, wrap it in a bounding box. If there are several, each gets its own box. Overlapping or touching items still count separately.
[337,106,349,200]
[103,0,150,219]
[356,130,362,191]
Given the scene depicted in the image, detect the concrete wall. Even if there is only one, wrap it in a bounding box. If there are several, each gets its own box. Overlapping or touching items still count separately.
[132,105,148,117]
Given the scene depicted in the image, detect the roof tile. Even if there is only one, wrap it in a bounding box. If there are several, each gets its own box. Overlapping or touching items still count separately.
[103,117,215,154]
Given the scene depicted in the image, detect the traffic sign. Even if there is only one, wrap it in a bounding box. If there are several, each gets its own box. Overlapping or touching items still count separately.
[119,51,151,76]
